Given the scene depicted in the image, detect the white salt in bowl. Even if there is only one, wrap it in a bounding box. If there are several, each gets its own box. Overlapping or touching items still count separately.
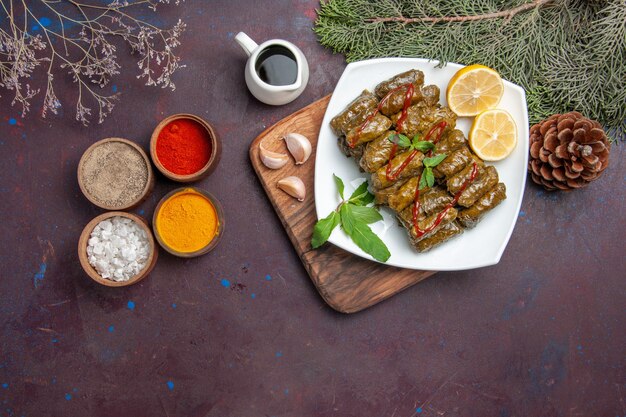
[78,211,158,287]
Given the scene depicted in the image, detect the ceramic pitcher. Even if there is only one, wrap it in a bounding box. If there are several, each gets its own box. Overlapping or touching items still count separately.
[235,32,309,106]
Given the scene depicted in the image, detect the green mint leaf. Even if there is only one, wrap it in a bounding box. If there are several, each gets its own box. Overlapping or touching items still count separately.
[425,168,435,188]
[348,181,375,206]
[333,174,345,199]
[341,208,391,262]
[352,191,375,206]
[389,133,411,148]
[311,211,340,249]
[413,140,435,153]
[339,203,356,233]
[349,180,369,201]
[423,153,447,168]
[346,204,383,224]
[418,170,429,190]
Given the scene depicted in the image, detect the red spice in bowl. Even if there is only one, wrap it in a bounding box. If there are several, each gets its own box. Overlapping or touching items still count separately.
[150,114,220,182]
[156,119,212,175]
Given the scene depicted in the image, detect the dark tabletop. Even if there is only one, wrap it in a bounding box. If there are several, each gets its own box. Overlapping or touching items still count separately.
[1,1,625,416]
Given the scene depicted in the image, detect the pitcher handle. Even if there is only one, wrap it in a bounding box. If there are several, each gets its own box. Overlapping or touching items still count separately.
[235,32,258,57]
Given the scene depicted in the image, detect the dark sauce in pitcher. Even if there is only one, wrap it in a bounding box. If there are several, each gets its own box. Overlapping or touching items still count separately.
[255,46,298,86]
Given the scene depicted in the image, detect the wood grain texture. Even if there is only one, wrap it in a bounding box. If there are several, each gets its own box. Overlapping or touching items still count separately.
[249,95,436,313]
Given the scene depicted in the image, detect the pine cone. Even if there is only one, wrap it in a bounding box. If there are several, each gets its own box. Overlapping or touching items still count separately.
[528,112,610,191]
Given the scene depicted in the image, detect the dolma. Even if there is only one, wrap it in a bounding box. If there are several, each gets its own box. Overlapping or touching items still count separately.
[397,204,457,238]
[360,131,396,173]
[410,207,458,241]
[371,149,424,190]
[419,85,441,108]
[458,183,507,228]
[375,70,424,98]
[457,165,499,207]
[420,187,454,215]
[435,129,466,154]
[412,221,463,253]
[396,187,454,222]
[433,146,473,179]
[388,181,453,214]
[391,105,457,138]
[337,136,365,161]
[330,90,378,136]
[379,84,439,116]
[388,177,420,212]
[373,179,408,205]
[447,163,485,195]
[345,113,392,147]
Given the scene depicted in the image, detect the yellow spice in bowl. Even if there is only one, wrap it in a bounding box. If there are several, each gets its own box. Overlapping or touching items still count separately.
[155,189,219,253]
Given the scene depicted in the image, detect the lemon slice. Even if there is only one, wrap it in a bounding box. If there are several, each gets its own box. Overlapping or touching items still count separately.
[469,109,517,161]
[446,64,504,117]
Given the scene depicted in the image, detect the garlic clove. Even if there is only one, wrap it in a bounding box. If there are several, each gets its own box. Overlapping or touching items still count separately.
[283,133,312,165]
[259,142,289,169]
[277,176,306,202]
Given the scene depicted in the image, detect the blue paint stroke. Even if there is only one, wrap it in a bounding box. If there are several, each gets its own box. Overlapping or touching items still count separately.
[138,209,144,215]
[51,338,58,344]
[108,325,115,333]
[64,393,72,400]
[127,300,135,310]
[251,293,256,299]
[528,341,567,393]
[519,210,526,217]
[1,383,8,389]
[33,262,47,288]
[502,270,541,320]
[8,118,17,125]
[171,303,177,308]
[284,388,289,395]
[40,17,52,27]
[32,25,39,31]
[166,381,174,391]
[112,85,118,93]
[265,274,272,281]
[220,278,231,288]
[275,351,282,358]
[416,407,423,413]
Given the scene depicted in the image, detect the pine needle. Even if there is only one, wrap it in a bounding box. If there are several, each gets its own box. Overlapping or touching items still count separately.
[314,0,626,140]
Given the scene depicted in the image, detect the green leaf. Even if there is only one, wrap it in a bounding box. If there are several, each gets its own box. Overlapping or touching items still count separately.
[346,204,383,224]
[349,180,369,201]
[340,204,390,262]
[349,181,375,206]
[423,153,447,168]
[339,203,355,234]
[418,170,429,190]
[333,174,344,199]
[311,211,340,249]
[389,133,411,148]
[425,168,435,188]
[413,140,435,153]
[352,191,375,206]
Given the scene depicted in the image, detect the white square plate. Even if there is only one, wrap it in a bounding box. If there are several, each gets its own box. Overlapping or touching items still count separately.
[314,58,529,271]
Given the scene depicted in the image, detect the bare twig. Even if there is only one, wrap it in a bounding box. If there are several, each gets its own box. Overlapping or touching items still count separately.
[0,0,185,125]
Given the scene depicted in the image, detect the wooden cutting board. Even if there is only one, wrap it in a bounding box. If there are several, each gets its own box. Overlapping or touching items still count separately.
[249,95,436,313]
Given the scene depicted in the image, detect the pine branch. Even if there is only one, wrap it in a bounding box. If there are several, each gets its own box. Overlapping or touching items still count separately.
[365,0,552,24]
[314,0,626,141]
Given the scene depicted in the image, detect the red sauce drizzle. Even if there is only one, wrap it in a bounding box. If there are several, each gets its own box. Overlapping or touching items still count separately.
[386,120,447,182]
[412,162,478,238]
[349,83,414,148]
